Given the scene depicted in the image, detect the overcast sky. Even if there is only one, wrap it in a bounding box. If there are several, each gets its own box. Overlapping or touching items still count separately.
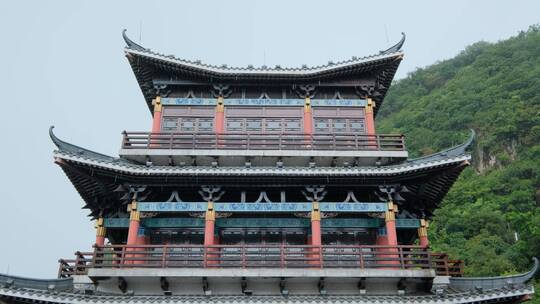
[0,0,538,278]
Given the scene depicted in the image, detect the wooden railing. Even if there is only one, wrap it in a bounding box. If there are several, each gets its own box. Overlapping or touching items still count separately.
[121,132,406,151]
[58,245,462,278]
[430,252,464,277]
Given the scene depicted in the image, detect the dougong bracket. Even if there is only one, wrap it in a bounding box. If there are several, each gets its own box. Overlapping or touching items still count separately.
[302,185,327,202]
[294,84,317,99]
[199,186,225,202]
[212,84,232,98]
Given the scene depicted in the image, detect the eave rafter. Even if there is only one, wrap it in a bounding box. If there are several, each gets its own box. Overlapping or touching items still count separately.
[55,158,119,218]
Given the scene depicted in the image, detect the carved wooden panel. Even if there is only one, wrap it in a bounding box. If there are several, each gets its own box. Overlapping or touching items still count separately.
[225,106,303,133]
[313,107,366,134]
[161,106,215,132]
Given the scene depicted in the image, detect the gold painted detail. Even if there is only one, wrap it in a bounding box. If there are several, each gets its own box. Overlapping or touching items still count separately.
[385,201,397,222]
[152,96,162,112]
[365,98,376,114]
[96,217,104,227]
[311,201,321,221]
[96,226,106,237]
[95,217,106,236]
[130,210,140,221]
[387,202,398,213]
[206,201,216,221]
[304,97,311,112]
[216,97,224,112]
[129,201,140,221]
[418,219,429,237]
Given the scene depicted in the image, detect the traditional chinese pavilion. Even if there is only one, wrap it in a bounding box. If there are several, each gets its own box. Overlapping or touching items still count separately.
[0,30,536,304]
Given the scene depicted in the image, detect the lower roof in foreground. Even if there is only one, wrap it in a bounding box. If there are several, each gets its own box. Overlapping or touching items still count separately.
[0,258,537,303]
[0,288,535,304]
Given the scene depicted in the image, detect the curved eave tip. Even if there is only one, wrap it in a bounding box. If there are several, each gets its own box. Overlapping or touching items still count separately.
[451,129,476,152]
[49,125,61,148]
[466,129,476,148]
[122,29,147,52]
[450,129,475,156]
[519,257,539,283]
[530,257,539,277]
[380,32,406,55]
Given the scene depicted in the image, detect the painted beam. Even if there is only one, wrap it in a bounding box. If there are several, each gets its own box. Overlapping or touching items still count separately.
[320,202,386,212]
[103,217,420,229]
[396,219,421,229]
[161,98,366,107]
[137,202,387,213]
[217,218,310,228]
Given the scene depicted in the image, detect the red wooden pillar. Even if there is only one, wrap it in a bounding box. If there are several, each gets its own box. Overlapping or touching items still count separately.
[125,201,140,264]
[204,201,218,266]
[215,97,225,134]
[384,202,400,266]
[303,97,313,135]
[149,96,163,149]
[151,96,162,133]
[310,201,322,267]
[127,201,140,245]
[204,201,216,246]
[95,217,106,246]
[375,227,387,246]
[365,98,376,149]
[418,219,429,248]
[136,227,147,245]
[385,202,398,246]
[133,227,148,265]
[374,226,387,267]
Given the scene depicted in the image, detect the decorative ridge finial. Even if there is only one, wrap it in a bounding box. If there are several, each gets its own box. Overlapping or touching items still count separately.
[407,129,475,164]
[49,125,62,149]
[49,125,87,153]
[49,126,120,161]
[380,32,406,55]
[122,29,147,51]
[525,257,539,282]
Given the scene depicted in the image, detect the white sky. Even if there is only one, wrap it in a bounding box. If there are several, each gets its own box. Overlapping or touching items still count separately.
[0,0,538,278]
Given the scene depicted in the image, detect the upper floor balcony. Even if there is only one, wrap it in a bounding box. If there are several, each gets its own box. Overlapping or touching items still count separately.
[119,132,408,167]
[58,244,463,279]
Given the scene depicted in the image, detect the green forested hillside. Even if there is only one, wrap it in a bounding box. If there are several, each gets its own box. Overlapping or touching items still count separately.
[377,26,540,286]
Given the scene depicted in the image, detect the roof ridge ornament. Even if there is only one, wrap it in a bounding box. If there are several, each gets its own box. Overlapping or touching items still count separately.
[122,29,147,51]
[408,129,475,164]
[379,32,406,55]
[49,126,118,161]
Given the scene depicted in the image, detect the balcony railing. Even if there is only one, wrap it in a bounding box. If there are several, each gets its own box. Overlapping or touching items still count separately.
[121,132,406,151]
[58,245,462,278]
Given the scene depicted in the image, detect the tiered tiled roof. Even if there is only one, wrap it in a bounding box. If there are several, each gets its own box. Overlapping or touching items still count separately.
[122,30,405,115]
[50,127,474,218]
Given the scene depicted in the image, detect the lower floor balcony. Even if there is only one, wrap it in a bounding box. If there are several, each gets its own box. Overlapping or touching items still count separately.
[58,244,463,279]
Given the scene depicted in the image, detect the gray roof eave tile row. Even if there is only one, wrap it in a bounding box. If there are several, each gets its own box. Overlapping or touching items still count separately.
[125,48,403,76]
[121,29,405,76]
[0,285,535,304]
[53,149,471,177]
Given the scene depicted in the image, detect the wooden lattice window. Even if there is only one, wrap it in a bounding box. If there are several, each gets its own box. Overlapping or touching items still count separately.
[313,107,366,134]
